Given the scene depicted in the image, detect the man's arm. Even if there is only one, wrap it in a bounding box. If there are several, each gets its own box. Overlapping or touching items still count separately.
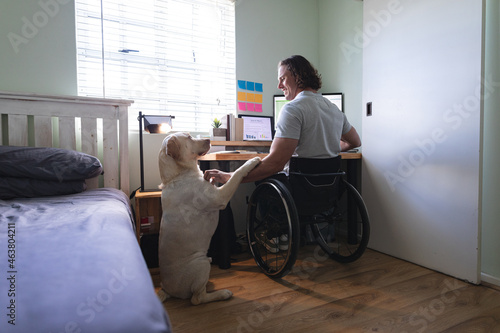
[240,137,298,183]
[340,126,361,152]
[203,137,298,184]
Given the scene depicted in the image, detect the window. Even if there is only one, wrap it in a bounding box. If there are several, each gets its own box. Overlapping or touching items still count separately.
[75,0,235,133]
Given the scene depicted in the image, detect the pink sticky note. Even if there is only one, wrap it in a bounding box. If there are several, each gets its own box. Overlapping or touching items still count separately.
[238,102,246,111]
[246,103,255,111]
[254,104,263,112]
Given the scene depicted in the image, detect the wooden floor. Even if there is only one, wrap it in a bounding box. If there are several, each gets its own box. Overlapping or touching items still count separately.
[152,247,500,333]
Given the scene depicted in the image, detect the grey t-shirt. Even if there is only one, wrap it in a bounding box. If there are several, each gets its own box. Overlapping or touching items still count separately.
[275,91,352,158]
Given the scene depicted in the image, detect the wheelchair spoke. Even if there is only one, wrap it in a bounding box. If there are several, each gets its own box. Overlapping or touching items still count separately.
[247,179,299,278]
[248,173,370,277]
[310,178,370,263]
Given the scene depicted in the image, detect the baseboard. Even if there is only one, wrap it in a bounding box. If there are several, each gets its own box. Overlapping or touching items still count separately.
[481,272,500,291]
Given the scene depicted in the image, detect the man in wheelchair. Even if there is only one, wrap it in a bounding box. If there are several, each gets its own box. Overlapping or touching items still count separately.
[204,55,366,277]
[204,54,361,185]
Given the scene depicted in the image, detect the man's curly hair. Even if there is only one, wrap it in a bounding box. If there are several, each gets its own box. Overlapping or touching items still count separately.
[279,55,322,91]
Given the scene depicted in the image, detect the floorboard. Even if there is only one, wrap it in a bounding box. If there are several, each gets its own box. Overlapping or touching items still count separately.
[152,247,500,332]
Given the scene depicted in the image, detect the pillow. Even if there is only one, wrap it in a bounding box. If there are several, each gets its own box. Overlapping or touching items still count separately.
[0,177,87,200]
[0,146,103,181]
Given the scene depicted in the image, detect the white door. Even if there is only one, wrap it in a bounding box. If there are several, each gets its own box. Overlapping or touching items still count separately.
[362,0,483,283]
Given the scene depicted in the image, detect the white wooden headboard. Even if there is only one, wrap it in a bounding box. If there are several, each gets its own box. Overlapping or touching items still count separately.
[0,91,133,196]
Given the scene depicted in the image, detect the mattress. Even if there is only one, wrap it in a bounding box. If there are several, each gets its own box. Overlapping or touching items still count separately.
[0,188,171,333]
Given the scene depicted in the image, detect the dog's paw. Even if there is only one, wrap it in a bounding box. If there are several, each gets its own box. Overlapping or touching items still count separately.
[220,289,233,300]
[191,289,233,305]
[157,288,170,303]
[243,156,261,170]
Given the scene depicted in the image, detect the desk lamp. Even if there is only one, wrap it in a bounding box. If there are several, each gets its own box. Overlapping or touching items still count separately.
[138,111,175,192]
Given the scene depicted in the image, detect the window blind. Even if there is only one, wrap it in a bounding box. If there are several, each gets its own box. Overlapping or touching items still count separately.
[75,0,236,132]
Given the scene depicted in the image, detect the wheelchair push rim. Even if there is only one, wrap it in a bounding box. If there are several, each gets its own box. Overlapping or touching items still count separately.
[246,179,300,278]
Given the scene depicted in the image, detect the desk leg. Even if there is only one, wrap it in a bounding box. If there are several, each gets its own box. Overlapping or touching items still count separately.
[346,159,360,191]
[208,202,236,269]
[346,159,361,244]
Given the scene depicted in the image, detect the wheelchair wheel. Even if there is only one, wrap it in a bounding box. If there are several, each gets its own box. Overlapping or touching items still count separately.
[247,178,300,278]
[310,178,370,263]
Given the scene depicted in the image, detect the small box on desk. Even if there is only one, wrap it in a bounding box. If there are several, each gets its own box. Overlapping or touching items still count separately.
[226,114,244,141]
[234,118,244,141]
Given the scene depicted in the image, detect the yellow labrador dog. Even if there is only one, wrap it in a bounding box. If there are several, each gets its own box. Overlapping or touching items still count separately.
[157,132,260,305]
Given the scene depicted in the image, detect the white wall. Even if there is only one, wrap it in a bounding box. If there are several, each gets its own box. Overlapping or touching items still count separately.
[481,0,500,285]
[0,0,77,95]
[362,0,483,283]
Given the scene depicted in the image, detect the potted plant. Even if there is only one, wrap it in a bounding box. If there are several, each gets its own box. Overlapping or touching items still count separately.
[210,117,226,139]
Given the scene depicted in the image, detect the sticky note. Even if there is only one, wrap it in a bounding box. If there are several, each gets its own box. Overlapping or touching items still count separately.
[255,94,263,103]
[238,80,246,90]
[255,83,263,92]
[238,102,247,111]
[255,104,263,112]
[237,91,246,101]
[247,103,255,111]
[246,81,255,91]
[246,93,255,102]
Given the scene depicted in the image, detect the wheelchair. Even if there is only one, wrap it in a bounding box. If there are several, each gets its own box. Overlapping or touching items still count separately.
[246,156,370,278]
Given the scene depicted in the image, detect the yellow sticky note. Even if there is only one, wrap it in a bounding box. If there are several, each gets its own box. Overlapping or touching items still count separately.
[237,91,246,101]
[255,94,263,103]
[247,93,255,102]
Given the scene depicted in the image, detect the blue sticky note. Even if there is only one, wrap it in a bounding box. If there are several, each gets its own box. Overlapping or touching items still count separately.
[237,80,246,90]
[255,83,263,92]
[246,81,255,91]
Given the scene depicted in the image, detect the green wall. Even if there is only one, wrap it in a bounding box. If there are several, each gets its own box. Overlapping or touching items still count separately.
[234,0,363,132]
[235,0,319,118]
[231,0,363,234]
[0,0,77,95]
[318,0,363,134]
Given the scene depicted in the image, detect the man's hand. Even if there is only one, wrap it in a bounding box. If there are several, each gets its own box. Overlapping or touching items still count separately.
[203,169,232,184]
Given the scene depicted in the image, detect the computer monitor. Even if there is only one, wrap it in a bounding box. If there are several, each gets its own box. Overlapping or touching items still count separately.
[238,115,274,141]
[273,92,344,122]
[322,93,344,112]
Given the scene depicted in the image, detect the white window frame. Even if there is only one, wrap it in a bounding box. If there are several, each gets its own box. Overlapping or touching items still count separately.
[75,0,236,134]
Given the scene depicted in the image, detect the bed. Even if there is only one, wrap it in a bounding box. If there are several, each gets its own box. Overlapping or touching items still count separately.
[0,91,171,332]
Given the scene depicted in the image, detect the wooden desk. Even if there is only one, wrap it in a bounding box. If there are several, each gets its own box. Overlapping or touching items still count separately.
[202,139,361,161]
[199,147,362,192]
[199,152,268,161]
[199,151,361,161]
[210,140,272,147]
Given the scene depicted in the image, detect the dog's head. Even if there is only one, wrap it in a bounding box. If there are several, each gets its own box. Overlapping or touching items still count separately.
[158,132,211,187]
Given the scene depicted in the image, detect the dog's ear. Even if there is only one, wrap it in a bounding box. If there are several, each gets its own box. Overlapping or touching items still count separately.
[159,135,179,187]
[166,136,181,160]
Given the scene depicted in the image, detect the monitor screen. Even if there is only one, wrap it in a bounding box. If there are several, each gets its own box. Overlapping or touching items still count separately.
[322,93,344,112]
[273,92,344,122]
[238,115,274,141]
